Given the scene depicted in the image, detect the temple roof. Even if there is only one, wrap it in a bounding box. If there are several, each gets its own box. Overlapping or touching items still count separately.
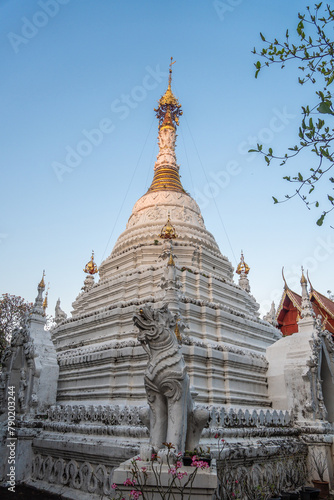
[310,289,334,332]
[276,279,334,335]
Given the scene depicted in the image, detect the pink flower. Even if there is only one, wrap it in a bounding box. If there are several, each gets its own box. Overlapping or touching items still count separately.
[111,483,117,489]
[130,491,142,499]
[135,456,142,461]
[168,467,177,475]
[214,433,219,438]
[177,471,188,479]
[124,478,136,486]
[141,467,147,472]
[192,459,210,470]
[176,461,182,469]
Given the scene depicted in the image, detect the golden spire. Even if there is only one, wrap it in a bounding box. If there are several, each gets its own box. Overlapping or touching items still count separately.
[300,266,307,284]
[84,250,98,275]
[154,57,183,129]
[159,216,178,240]
[38,270,46,289]
[236,251,250,275]
[43,283,49,312]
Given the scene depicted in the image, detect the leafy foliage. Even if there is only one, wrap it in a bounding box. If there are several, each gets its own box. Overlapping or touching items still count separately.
[0,294,33,359]
[251,3,334,226]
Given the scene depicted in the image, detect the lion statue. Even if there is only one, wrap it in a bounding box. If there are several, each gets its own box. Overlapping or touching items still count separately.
[133,304,208,456]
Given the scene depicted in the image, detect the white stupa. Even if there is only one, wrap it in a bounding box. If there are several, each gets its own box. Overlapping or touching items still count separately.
[52,59,280,408]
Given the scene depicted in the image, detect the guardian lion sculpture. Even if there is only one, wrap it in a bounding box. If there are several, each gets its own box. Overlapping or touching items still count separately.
[133,304,208,455]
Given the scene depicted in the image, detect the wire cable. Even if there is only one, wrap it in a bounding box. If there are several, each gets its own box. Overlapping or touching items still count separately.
[100,116,156,263]
[183,114,238,265]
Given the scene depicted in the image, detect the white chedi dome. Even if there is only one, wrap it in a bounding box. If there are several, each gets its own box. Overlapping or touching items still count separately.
[111,190,220,256]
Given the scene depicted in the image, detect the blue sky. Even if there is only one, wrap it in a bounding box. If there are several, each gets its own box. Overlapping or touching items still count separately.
[1,0,333,317]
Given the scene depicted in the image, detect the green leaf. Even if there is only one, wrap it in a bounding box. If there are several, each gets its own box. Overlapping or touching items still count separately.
[317,101,334,115]
[316,214,325,226]
[260,32,265,41]
[327,73,334,85]
[272,197,278,204]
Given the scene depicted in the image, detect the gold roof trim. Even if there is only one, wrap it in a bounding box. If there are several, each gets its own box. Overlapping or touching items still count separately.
[282,267,289,290]
[286,288,302,312]
[311,289,334,319]
[275,287,302,320]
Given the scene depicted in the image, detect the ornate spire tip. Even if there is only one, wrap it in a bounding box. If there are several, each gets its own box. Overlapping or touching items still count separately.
[84,250,98,275]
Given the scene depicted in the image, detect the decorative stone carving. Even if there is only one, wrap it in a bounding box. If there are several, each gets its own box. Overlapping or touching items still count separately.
[0,279,59,416]
[82,274,95,292]
[263,301,278,327]
[55,298,67,324]
[133,304,208,454]
[217,442,307,500]
[31,454,115,496]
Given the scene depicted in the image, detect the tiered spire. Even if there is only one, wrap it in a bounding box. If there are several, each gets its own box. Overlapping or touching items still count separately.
[236,251,250,293]
[82,251,98,292]
[31,271,47,322]
[147,58,186,194]
[42,284,50,313]
[299,267,315,322]
[154,57,182,129]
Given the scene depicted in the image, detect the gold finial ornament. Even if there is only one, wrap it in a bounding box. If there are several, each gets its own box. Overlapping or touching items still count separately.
[38,270,46,289]
[236,251,250,275]
[168,252,175,266]
[43,283,50,312]
[159,217,178,240]
[84,251,98,275]
[154,57,183,129]
[300,266,307,284]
